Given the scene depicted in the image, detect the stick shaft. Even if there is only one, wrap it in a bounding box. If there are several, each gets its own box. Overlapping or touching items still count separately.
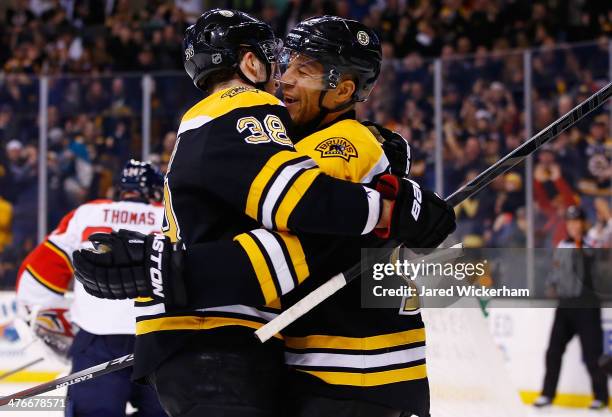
[0,354,133,405]
[255,81,612,343]
[0,357,44,381]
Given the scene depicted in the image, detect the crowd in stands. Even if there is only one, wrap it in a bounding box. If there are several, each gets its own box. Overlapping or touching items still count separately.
[0,0,610,288]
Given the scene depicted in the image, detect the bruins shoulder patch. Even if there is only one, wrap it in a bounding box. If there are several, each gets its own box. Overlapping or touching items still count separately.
[221,86,256,98]
[315,137,358,161]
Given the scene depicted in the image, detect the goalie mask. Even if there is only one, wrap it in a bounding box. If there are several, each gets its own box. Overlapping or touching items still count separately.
[32,307,78,363]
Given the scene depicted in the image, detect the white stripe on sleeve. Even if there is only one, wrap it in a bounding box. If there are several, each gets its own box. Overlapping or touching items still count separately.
[261,159,317,229]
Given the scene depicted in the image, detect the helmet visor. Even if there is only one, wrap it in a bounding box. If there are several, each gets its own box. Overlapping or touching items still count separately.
[275,47,338,91]
[250,38,284,64]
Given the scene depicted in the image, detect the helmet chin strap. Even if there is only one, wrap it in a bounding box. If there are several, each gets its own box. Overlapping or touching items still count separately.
[293,90,355,138]
[315,90,356,125]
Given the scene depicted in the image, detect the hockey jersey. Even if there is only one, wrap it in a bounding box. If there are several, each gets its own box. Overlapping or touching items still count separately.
[133,86,384,380]
[16,199,164,335]
[176,112,429,412]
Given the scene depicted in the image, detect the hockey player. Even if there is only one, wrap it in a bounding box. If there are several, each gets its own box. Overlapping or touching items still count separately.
[178,17,438,416]
[73,13,454,417]
[16,160,167,417]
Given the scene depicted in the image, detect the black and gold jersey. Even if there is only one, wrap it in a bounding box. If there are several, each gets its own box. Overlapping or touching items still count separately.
[178,115,429,412]
[133,86,384,381]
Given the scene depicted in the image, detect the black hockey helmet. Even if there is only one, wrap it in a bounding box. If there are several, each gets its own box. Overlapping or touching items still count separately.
[281,15,382,102]
[119,159,164,202]
[183,9,282,91]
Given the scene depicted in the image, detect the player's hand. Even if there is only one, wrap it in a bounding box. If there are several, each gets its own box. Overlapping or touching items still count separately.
[363,121,411,177]
[73,229,187,308]
[374,174,456,247]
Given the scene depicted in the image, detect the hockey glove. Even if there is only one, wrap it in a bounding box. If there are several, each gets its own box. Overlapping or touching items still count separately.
[73,229,187,308]
[363,121,411,177]
[375,174,456,248]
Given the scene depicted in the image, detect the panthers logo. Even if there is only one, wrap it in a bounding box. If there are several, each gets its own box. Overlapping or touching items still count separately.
[315,137,358,161]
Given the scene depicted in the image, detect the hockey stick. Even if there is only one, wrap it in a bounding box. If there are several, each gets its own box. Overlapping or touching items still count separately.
[0,354,133,405]
[0,357,44,382]
[255,80,612,343]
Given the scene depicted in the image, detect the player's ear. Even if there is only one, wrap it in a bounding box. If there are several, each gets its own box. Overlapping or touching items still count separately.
[239,51,266,83]
[331,78,356,106]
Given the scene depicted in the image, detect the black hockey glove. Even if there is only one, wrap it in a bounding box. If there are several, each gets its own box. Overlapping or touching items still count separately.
[73,229,187,308]
[374,174,456,248]
[363,121,411,177]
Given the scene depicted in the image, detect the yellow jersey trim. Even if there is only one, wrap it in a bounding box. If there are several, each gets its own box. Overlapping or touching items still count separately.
[274,169,320,230]
[245,150,303,221]
[301,364,427,386]
[26,265,66,294]
[284,328,426,351]
[275,232,309,284]
[234,233,279,304]
[181,87,283,124]
[44,241,74,273]
[136,315,283,339]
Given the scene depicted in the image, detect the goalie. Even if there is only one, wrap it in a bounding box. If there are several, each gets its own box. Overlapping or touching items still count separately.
[15,160,168,417]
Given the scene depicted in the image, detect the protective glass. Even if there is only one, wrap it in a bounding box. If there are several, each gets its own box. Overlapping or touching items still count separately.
[275,47,337,91]
[254,38,284,64]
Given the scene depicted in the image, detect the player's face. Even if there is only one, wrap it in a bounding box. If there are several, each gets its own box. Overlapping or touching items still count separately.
[566,219,585,240]
[278,52,328,125]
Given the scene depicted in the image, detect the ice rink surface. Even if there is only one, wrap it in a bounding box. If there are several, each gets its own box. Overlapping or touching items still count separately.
[0,383,609,417]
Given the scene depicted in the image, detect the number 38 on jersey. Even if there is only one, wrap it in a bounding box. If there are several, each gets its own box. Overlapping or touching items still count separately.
[237,114,292,147]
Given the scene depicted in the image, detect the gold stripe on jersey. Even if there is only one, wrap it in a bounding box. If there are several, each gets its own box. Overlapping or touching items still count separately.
[135,315,283,340]
[25,265,66,294]
[275,232,309,284]
[234,233,278,305]
[273,169,320,230]
[181,86,283,127]
[284,328,426,351]
[245,150,305,221]
[43,242,74,273]
[162,178,180,242]
[300,364,427,386]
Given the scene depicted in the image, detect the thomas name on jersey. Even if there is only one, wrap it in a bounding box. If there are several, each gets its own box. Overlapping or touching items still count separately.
[102,209,158,226]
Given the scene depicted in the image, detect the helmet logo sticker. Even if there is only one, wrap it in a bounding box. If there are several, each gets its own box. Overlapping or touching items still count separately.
[219,10,234,17]
[356,31,370,46]
[212,53,222,64]
[185,45,194,60]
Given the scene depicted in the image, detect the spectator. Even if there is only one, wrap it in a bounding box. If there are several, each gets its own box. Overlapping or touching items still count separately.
[0,192,12,251]
[587,198,612,248]
[7,141,38,252]
[533,148,579,247]
[576,120,612,202]
[152,130,177,173]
